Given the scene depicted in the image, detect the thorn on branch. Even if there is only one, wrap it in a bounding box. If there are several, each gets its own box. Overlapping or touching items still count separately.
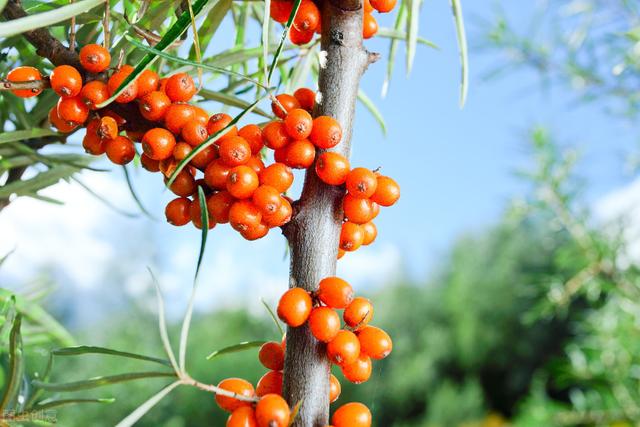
[367,51,381,65]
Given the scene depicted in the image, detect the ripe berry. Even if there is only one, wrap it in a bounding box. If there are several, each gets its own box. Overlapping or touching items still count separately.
[346,168,377,199]
[105,136,135,165]
[82,131,105,155]
[165,197,192,226]
[262,121,290,150]
[190,197,215,229]
[343,297,373,329]
[7,66,43,98]
[142,128,176,160]
[98,116,118,140]
[340,221,364,252]
[289,26,314,45]
[50,65,82,97]
[238,124,264,154]
[207,113,238,141]
[315,152,349,185]
[317,277,354,309]
[327,330,360,366]
[80,80,109,110]
[207,191,235,223]
[227,406,258,427]
[169,170,197,197]
[255,394,290,427]
[370,175,400,206]
[341,354,372,384]
[136,69,160,98]
[215,378,255,412]
[332,402,372,427]
[277,287,312,327]
[165,72,196,102]
[246,156,266,175]
[284,108,313,140]
[370,201,380,220]
[342,194,374,224]
[364,0,374,13]
[262,197,292,227]
[259,341,285,371]
[193,106,209,125]
[252,185,282,216]
[139,91,171,121]
[173,142,193,161]
[79,44,111,73]
[57,96,89,124]
[259,163,293,193]
[293,0,320,32]
[241,222,269,240]
[357,326,392,359]
[370,0,397,13]
[181,120,209,147]
[362,13,378,39]
[329,374,341,403]
[229,200,262,232]
[205,159,232,189]
[361,222,377,245]
[191,145,218,170]
[219,136,251,166]
[310,116,342,149]
[48,107,77,133]
[227,165,259,199]
[283,139,315,169]
[309,307,341,343]
[141,153,160,172]
[164,103,195,134]
[159,157,179,178]
[256,370,283,397]
[271,94,300,119]
[270,0,293,23]
[293,87,315,112]
[108,65,138,103]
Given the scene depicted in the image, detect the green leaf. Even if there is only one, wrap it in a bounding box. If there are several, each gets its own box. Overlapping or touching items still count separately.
[198,89,273,119]
[0,314,23,411]
[376,27,438,49]
[122,165,154,219]
[261,298,284,337]
[149,268,180,374]
[450,0,469,107]
[358,89,387,135]
[0,164,81,199]
[206,341,266,360]
[32,371,176,391]
[196,0,232,56]
[51,346,172,367]
[207,44,299,69]
[267,0,303,85]
[0,0,104,38]
[72,177,140,218]
[406,0,422,74]
[195,186,210,281]
[0,129,59,145]
[33,397,115,411]
[115,380,181,427]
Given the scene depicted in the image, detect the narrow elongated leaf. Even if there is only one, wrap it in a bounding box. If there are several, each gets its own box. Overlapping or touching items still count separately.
[149,268,180,374]
[195,186,209,280]
[267,0,303,85]
[0,165,80,198]
[51,346,172,367]
[207,44,298,69]
[115,381,181,427]
[261,0,271,84]
[0,0,103,37]
[196,0,232,55]
[377,27,437,49]
[406,0,422,74]
[358,89,387,135]
[206,341,266,360]
[32,371,176,391]
[0,129,59,145]
[72,177,139,218]
[0,315,23,411]
[122,165,154,219]
[33,397,115,410]
[261,298,284,337]
[450,0,469,107]
[198,89,273,118]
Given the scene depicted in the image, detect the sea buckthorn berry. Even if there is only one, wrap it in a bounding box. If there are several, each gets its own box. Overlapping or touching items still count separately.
[293,87,315,112]
[318,277,353,309]
[371,175,400,206]
[284,108,313,140]
[344,297,373,329]
[270,0,293,23]
[141,153,160,172]
[361,222,377,245]
[340,221,364,252]
[169,170,196,197]
[370,201,380,219]
[273,146,287,164]
[337,249,346,260]
[342,194,374,224]
[259,341,285,371]
[357,325,392,359]
[327,330,360,366]
[370,0,396,13]
[105,136,135,165]
[50,65,82,97]
[190,197,216,230]
[142,128,176,160]
[271,94,300,119]
[108,65,138,103]
[246,156,266,175]
[293,0,320,32]
[7,66,43,98]
[262,121,290,150]
[215,378,255,413]
[80,80,109,110]
[309,307,341,343]
[227,406,258,427]
[329,374,341,403]
[57,96,89,124]
[48,107,77,133]
[158,77,168,93]
[316,152,350,185]
[165,197,192,226]
[159,158,178,178]
[241,222,269,240]
[139,91,171,121]
[289,26,314,45]
[332,402,372,427]
[310,116,342,149]
[277,287,312,327]
[205,159,232,189]
[341,354,372,384]
[207,191,235,223]
[262,196,292,227]
[126,129,144,143]
[136,69,159,98]
[362,13,378,39]
[219,136,251,166]
[164,102,195,134]
[252,185,282,216]
[364,0,374,13]
[283,139,315,169]
[98,116,119,140]
[181,120,209,147]
[256,370,283,397]
[101,109,126,126]
[79,44,111,73]
[238,124,264,154]
[207,113,238,141]
[346,168,378,199]
[255,394,290,427]
[82,132,105,155]
[173,142,192,161]
[229,200,262,232]
[165,72,196,102]
[259,163,294,193]
[192,106,209,125]
[227,165,259,199]
[191,145,218,170]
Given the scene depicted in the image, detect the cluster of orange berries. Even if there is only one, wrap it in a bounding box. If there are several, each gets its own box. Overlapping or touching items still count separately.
[270,0,397,45]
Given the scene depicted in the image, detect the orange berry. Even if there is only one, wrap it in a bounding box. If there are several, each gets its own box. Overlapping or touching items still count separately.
[273,146,287,164]
[337,249,346,260]
[191,145,218,170]
[259,341,285,371]
[255,370,283,397]
[48,106,77,133]
[238,124,264,154]
[241,222,269,240]
[317,277,354,309]
[80,80,109,110]
[82,124,105,155]
[165,197,192,226]
[289,25,314,45]
[262,121,290,150]
[270,0,293,23]
[108,65,138,103]
[310,116,342,149]
[262,196,292,227]
[357,326,392,359]
[340,221,364,252]
[142,128,176,160]
[164,102,195,134]
[50,65,82,97]
[193,106,209,125]
[293,87,315,112]
[252,185,282,216]
[293,0,320,32]
[284,108,313,140]
[329,374,341,403]
[227,165,259,199]
[104,136,135,165]
[271,94,300,119]
[370,201,380,219]
[309,307,341,343]
[165,72,196,102]
[159,157,179,178]
[362,13,378,39]
[370,0,396,13]
[227,406,258,427]
[98,116,119,140]
[315,152,350,185]
[277,287,312,327]
[205,159,232,189]
[215,378,255,412]
[141,153,160,172]
[181,120,209,147]
[207,190,235,223]
[79,44,111,73]
[345,168,377,199]
[341,354,372,384]
[136,69,160,98]
[173,141,193,161]
[246,156,266,175]
[190,197,215,230]
[139,91,171,121]
[169,170,196,197]
[207,113,238,141]
[361,222,377,245]
[332,402,371,427]
[56,96,88,124]
[219,136,251,166]
[255,394,290,427]
[370,175,400,206]
[283,139,315,169]
[343,297,373,329]
[364,0,374,13]
[7,66,43,98]
[229,200,262,232]
[327,330,360,366]
[342,194,374,224]
[259,163,293,193]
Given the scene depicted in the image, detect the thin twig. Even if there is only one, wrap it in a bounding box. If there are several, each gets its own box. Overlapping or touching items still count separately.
[103,0,110,49]
[0,79,50,91]
[69,0,76,51]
